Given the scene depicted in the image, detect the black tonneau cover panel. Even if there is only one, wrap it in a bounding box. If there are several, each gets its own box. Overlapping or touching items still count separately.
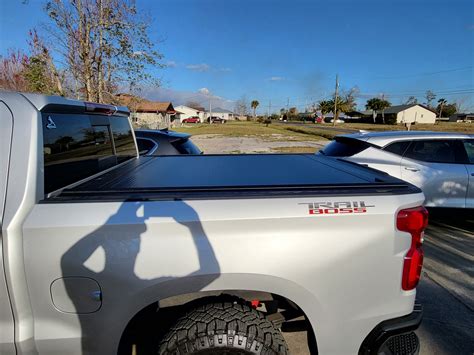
[50,154,420,201]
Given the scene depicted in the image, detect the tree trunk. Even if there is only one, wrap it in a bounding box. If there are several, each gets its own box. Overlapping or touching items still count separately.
[97,0,104,103]
[45,55,64,96]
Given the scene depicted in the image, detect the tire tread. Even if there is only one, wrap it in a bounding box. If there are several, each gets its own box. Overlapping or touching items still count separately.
[158,299,288,354]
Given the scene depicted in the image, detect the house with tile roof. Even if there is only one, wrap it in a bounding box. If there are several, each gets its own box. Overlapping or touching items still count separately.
[116,94,180,128]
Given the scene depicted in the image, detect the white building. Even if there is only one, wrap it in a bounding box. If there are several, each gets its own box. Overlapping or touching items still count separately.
[174,105,206,122]
[206,107,236,121]
[381,104,436,124]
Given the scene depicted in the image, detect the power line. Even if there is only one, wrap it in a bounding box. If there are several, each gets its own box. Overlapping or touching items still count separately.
[372,66,473,80]
[348,66,474,81]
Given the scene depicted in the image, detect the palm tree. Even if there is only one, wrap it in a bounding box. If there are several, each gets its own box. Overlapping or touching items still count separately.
[317,100,333,120]
[251,100,259,117]
[365,97,391,124]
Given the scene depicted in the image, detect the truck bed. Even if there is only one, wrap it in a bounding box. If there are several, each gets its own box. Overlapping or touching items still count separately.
[50,154,420,201]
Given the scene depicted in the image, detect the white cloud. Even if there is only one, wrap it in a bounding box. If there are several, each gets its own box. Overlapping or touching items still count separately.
[217,67,232,72]
[268,76,284,81]
[198,87,211,95]
[165,60,177,68]
[185,63,210,72]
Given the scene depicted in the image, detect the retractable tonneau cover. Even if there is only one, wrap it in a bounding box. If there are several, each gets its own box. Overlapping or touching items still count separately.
[50,154,420,201]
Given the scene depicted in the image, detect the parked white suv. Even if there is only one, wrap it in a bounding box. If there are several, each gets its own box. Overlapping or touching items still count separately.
[320,131,474,208]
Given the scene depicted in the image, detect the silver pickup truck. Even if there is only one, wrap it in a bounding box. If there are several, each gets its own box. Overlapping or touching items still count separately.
[1,92,427,355]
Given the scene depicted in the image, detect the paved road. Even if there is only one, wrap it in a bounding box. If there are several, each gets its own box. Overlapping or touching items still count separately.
[283,209,474,354]
[416,210,474,355]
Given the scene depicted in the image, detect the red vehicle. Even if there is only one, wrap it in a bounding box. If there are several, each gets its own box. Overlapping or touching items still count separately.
[182,116,200,124]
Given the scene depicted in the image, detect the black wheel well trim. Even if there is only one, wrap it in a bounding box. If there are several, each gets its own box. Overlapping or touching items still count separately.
[118,289,318,355]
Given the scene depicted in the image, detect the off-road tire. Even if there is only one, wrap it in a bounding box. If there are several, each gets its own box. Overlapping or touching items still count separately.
[158,300,288,354]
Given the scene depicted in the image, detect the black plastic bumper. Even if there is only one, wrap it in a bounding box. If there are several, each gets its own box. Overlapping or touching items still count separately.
[359,303,423,355]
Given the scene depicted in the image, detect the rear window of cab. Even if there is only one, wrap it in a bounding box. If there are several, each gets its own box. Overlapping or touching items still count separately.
[42,113,136,194]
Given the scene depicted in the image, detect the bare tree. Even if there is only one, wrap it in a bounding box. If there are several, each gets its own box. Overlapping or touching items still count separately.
[453,96,469,113]
[405,96,418,105]
[234,96,248,117]
[0,50,30,91]
[424,90,436,109]
[44,0,163,103]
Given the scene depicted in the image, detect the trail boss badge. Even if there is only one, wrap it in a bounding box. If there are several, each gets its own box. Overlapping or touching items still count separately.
[300,201,375,215]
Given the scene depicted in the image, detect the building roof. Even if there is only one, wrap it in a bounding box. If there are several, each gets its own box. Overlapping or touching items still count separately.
[211,107,234,114]
[345,110,373,117]
[135,101,175,113]
[116,93,175,113]
[175,105,206,112]
[381,104,435,114]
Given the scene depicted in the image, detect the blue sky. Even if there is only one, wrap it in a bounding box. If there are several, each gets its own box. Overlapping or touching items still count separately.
[1,0,473,113]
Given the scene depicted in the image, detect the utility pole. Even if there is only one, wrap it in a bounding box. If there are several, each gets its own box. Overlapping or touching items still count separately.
[209,97,212,124]
[333,74,339,127]
[268,100,272,118]
[381,93,386,124]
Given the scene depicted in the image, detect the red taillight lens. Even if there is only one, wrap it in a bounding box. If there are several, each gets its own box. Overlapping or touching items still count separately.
[397,206,428,290]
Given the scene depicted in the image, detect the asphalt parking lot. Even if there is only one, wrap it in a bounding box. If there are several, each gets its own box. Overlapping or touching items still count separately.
[415,209,474,355]
[283,209,474,354]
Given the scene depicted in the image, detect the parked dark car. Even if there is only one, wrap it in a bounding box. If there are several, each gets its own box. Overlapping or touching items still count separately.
[207,116,226,124]
[182,116,200,124]
[135,129,202,156]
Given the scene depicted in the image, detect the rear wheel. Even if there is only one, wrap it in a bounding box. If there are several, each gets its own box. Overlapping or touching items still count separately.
[158,300,288,354]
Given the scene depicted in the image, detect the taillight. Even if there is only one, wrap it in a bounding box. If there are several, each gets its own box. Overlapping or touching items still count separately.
[397,206,429,290]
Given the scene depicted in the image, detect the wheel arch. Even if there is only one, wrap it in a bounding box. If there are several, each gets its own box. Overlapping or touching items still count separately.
[116,273,321,354]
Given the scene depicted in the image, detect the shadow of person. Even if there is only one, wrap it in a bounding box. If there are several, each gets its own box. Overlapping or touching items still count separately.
[60,200,221,354]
